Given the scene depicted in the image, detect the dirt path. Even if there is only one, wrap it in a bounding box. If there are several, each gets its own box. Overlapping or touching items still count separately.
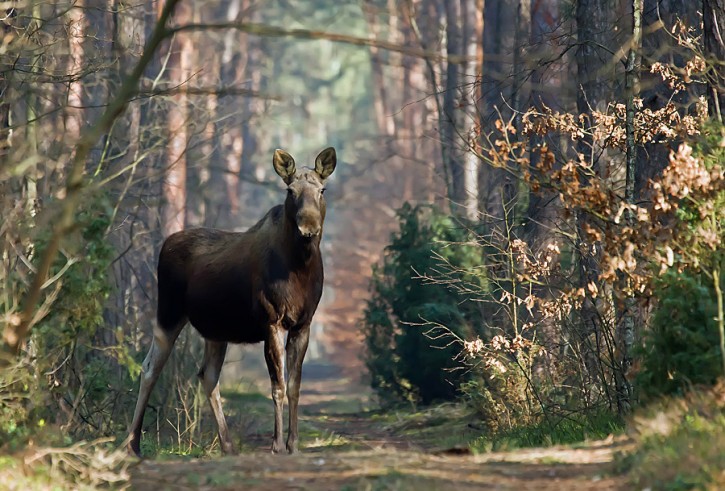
[130,440,629,490]
[128,366,631,490]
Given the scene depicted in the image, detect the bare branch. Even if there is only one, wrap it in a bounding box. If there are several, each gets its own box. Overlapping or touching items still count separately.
[2,0,183,357]
[169,21,473,65]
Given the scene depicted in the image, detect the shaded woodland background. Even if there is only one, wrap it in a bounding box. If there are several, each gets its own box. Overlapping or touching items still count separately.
[1,0,724,477]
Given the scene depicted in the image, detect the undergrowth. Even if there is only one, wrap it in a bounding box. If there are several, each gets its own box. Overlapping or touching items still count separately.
[470,410,624,452]
[0,438,130,490]
[619,382,725,490]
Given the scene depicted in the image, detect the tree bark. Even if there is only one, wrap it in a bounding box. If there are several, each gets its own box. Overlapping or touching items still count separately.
[441,0,462,213]
[63,0,86,180]
[525,0,558,245]
[461,0,481,221]
[617,0,643,415]
[575,0,616,408]
[364,1,396,139]
[442,0,479,220]
[162,2,193,236]
[479,0,505,224]
[704,0,725,122]
[512,0,531,132]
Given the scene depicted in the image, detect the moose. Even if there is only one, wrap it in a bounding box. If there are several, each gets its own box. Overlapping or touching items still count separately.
[128,147,337,456]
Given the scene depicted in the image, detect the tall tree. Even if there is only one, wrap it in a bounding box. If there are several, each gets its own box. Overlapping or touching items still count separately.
[575,0,614,345]
[461,0,482,220]
[704,0,725,121]
[162,2,193,236]
[441,0,480,220]
[617,0,644,414]
[524,0,559,245]
[512,0,531,132]
[64,1,86,172]
[479,0,505,224]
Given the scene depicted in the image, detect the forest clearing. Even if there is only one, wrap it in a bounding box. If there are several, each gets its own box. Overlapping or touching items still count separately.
[1,0,724,489]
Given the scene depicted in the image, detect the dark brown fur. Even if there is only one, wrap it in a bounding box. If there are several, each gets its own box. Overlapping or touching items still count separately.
[128,147,336,456]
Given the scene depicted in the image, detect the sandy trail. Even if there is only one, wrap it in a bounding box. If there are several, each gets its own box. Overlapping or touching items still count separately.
[129,364,629,490]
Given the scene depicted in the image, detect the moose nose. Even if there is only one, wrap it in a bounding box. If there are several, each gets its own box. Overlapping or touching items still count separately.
[298,224,321,238]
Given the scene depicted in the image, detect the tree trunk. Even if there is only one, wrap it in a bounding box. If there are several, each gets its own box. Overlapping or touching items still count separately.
[575,0,615,408]
[525,0,558,246]
[461,0,481,221]
[364,1,396,139]
[704,0,725,122]
[512,0,531,132]
[441,0,463,212]
[0,8,14,164]
[617,0,644,415]
[442,0,479,220]
[63,0,85,180]
[162,2,193,236]
[479,0,505,224]
[635,0,700,194]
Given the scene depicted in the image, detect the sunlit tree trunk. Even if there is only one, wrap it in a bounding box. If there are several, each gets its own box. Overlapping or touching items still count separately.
[704,0,725,122]
[617,0,643,415]
[25,4,42,213]
[113,0,144,178]
[442,0,479,220]
[461,0,482,221]
[0,8,13,165]
[61,0,85,189]
[512,0,530,132]
[214,0,246,225]
[364,1,396,139]
[186,2,219,227]
[441,0,462,211]
[162,2,192,236]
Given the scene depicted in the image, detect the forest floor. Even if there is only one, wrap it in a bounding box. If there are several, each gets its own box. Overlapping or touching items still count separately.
[127,364,632,490]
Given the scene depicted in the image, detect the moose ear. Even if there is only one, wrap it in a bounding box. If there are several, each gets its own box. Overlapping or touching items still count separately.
[314,147,336,180]
[273,149,296,184]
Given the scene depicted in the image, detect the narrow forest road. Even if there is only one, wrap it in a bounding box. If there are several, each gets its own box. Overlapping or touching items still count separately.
[128,366,631,490]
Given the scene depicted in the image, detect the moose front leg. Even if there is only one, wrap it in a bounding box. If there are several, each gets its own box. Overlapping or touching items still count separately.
[264,326,286,453]
[285,325,310,454]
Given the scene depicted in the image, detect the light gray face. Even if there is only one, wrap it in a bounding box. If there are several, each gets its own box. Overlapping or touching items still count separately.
[273,147,336,239]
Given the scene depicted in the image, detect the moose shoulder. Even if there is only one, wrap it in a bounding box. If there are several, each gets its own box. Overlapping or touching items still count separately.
[128,147,337,457]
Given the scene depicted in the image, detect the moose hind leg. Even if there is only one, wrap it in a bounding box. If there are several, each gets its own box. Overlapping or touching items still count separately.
[264,327,286,453]
[128,322,184,456]
[285,326,310,454]
[198,340,234,454]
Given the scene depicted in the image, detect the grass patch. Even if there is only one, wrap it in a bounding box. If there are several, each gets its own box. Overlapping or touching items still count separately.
[303,430,351,450]
[470,410,624,453]
[0,439,129,490]
[618,383,725,490]
[372,402,483,449]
